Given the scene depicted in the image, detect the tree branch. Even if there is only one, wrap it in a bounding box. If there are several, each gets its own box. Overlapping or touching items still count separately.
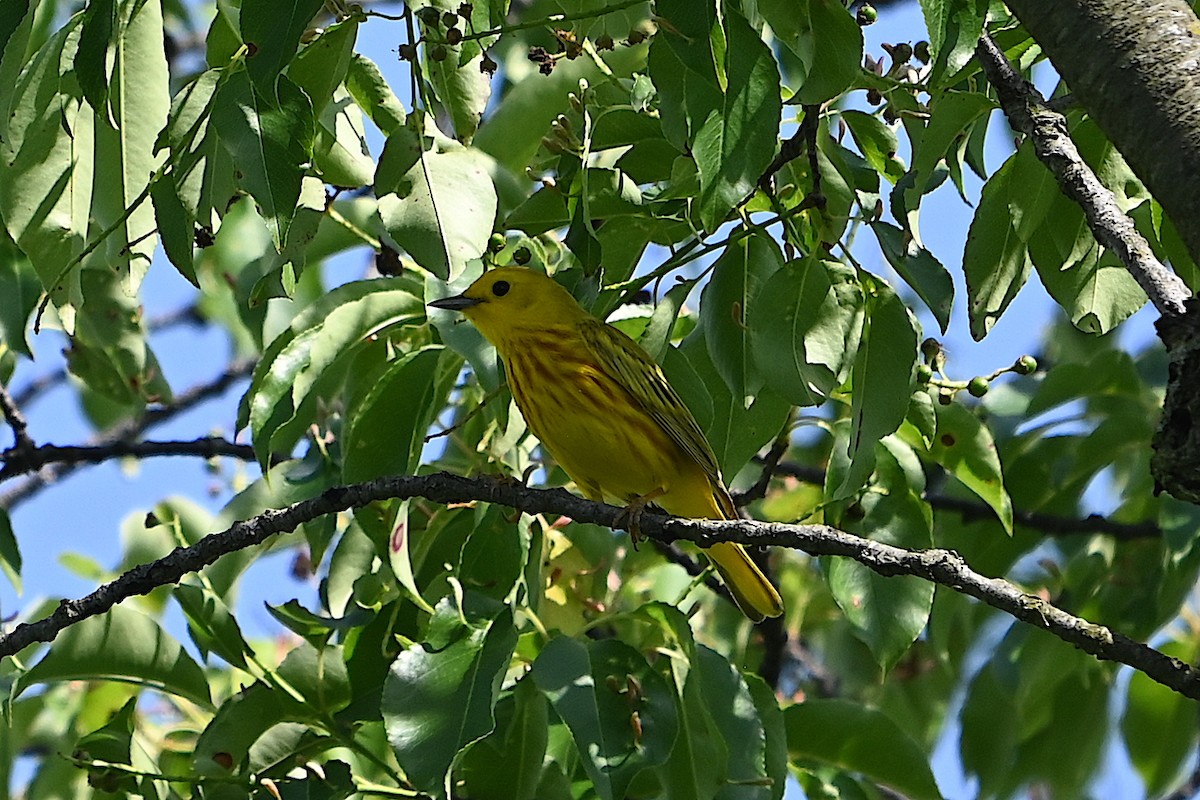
[0,382,34,454]
[0,437,256,481]
[0,358,257,508]
[974,32,1190,319]
[767,460,1162,540]
[4,473,1199,700]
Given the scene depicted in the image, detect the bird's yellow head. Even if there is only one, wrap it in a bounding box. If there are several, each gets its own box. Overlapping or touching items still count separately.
[428,267,588,349]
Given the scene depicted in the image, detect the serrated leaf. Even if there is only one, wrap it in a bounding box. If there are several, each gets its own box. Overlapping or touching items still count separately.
[919,0,988,87]
[19,604,213,708]
[785,700,942,800]
[89,0,170,294]
[841,110,906,184]
[343,346,458,482]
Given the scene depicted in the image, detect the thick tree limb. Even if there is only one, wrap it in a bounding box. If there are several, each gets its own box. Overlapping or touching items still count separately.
[0,437,256,481]
[975,32,1190,318]
[1002,0,1200,267]
[3,473,1199,700]
[0,358,257,508]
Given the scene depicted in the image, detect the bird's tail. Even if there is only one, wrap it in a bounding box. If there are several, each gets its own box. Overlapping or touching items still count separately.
[706,542,784,622]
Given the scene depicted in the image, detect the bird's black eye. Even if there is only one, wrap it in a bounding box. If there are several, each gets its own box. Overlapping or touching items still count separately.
[492,280,510,297]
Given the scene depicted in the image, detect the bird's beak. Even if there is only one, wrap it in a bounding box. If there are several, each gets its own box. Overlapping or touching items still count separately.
[428,294,483,311]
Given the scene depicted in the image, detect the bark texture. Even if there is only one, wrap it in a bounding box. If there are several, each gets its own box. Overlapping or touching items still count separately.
[1006,0,1200,265]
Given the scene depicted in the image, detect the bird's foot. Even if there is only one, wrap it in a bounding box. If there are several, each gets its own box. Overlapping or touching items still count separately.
[616,488,666,550]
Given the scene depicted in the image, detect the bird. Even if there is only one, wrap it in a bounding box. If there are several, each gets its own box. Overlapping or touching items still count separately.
[429,267,784,622]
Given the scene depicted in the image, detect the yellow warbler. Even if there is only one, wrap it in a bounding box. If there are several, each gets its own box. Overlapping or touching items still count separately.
[430,267,784,621]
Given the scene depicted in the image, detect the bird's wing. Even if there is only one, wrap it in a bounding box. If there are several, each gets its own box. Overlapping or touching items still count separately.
[578,316,728,494]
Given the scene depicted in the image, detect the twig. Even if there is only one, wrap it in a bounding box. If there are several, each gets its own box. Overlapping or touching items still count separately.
[767,460,1162,540]
[974,32,1190,318]
[0,383,34,454]
[735,422,793,506]
[4,473,1200,701]
[0,437,256,481]
[0,358,257,508]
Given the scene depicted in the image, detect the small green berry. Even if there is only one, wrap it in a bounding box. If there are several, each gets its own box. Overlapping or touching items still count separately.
[415,6,441,26]
[915,40,931,64]
[1014,355,1038,375]
[967,377,989,397]
[488,233,507,253]
[856,3,877,25]
[916,364,933,383]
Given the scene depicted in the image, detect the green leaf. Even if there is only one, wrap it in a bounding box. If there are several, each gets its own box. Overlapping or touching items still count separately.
[0,16,93,333]
[0,508,20,593]
[1122,640,1199,797]
[458,507,528,604]
[0,237,39,359]
[419,0,492,142]
[762,0,863,105]
[343,346,459,482]
[745,673,788,800]
[838,282,917,497]
[748,258,864,407]
[151,175,197,286]
[696,646,773,800]
[926,402,1014,533]
[670,336,791,480]
[963,153,1031,340]
[691,9,782,229]
[173,581,252,669]
[903,91,994,246]
[193,683,289,775]
[239,277,425,466]
[841,110,906,184]
[870,221,953,333]
[828,446,934,669]
[75,696,136,766]
[919,0,989,87]
[88,0,170,294]
[700,230,783,399]
[531,635,678,800]
[383,597,517,797]
[212,69,316,248]
[276,641,352,716]
[69,267,171,407]
[241,0,324,96]
[1014,143,1148,333]
[18,604,213,708]
[74,0,117,119]
[287,18,358,116]
[458,677,550,800]
[784,700,942,800]
[375,122,498,280]
[346,53,407,136]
